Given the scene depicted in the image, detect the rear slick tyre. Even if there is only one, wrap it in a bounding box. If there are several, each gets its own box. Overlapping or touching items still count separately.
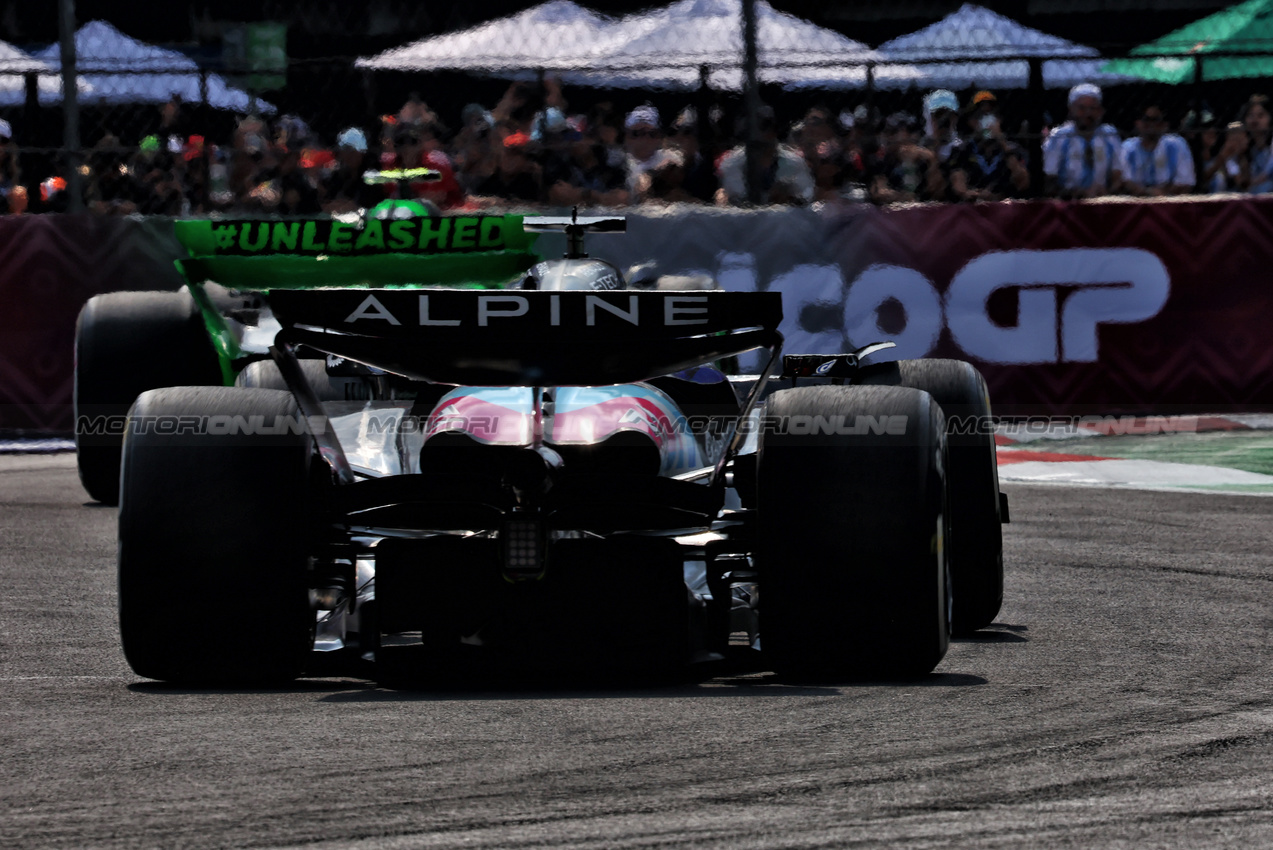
[118,387,314,684]
[858,359,1003,634]
[74,290,222,505]
[757,384,950,680]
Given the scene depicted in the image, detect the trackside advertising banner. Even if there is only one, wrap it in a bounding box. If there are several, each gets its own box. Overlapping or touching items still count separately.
[827,199,1273,416]
[3,199,1273,431]
[0,216,188,433]
[547,198,1273,417]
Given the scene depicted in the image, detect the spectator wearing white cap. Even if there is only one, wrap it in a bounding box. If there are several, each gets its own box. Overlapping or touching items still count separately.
[320,126,386,214]
[624,104,673,200]
[1121,105,1195,196]
[921,89,964,166]
[1043,83,1126,199]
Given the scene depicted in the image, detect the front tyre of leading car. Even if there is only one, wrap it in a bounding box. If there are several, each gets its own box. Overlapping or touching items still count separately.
[756,385,950,680]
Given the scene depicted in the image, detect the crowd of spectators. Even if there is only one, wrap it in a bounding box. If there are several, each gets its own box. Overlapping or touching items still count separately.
[6,79,1273,216]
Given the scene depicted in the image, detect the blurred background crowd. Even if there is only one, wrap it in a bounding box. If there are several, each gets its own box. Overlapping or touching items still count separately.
[9,77,1273,216]
[7,79,1269,216]
[2,0,1271,215]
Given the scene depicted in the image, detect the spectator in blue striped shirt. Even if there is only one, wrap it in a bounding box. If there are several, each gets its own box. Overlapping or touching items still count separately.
[1043,83,1125,199]
[1121,106,1195,196]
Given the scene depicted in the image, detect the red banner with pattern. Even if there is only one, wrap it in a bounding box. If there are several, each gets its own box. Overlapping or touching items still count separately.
[821,198,1273,415]
[2,200,1272,432]
[0,216,185,432]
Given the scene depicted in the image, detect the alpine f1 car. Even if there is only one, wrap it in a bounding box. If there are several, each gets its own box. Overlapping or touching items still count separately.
[74,209,1007,684]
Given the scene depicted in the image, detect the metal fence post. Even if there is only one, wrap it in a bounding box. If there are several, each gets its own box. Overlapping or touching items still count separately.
[58,0,82,213]
[22,71,40,210]
[741,0,762,205]
[1027,55,1044,197]
[361,68,377,139]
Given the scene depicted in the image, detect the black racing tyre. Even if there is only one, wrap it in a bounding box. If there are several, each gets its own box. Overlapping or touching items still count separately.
[235,358,347,401]
[757,385,949,680]
[858,359,1003,634]
[74,291,222,505]
[118,387,314,684]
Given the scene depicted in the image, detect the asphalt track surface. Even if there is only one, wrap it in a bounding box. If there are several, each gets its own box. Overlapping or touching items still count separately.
[4,454,1273,849]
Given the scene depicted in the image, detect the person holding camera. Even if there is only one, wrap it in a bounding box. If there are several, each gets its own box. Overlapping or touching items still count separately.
[868,112,945,204]
[945,91,1030,202]
[1200,121,1251,193]
[1240,94,1273,194]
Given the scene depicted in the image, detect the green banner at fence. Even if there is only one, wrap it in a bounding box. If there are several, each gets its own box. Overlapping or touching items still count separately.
[224,22,287,93]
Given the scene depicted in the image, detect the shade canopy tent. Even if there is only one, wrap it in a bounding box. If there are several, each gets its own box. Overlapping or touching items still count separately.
[0,39,92,106]
[35,21,272,113]
[355,0,617,73]
[356,0,919,91]
[556,0,920,91]
[1102,0,1273,83]
[878,3,1131,89]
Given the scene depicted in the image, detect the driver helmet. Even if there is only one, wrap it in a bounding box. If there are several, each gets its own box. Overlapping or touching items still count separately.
[523,259,626,291]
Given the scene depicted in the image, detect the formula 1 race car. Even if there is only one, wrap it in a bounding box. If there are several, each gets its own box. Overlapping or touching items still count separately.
[74,210,1006,684]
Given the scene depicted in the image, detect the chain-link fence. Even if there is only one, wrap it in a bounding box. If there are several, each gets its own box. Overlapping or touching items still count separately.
[3,4,1273,214]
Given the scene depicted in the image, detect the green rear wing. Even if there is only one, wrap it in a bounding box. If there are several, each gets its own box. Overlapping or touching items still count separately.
[173,214,542,291]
